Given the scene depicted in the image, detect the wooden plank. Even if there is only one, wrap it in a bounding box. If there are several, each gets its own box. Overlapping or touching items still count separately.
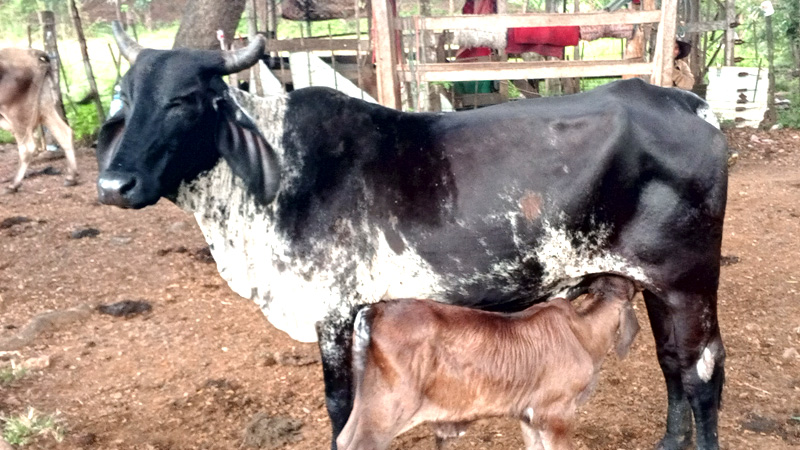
[653,0,677,87]
[396,10,662,30]
[372,0,401,109]
[267,63,364,84]
[404,60,654,82]
[454,92,507,109]
[265,38,368,53]
[685,20,728,33]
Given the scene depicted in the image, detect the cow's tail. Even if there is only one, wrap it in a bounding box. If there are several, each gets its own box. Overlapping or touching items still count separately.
[35,52,67,120]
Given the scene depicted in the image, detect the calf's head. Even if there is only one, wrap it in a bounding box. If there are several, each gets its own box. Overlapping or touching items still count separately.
[96,21,280,209]
[588,275,641,358]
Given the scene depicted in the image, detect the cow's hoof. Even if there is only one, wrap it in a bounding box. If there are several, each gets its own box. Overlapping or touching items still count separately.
[64,178,79,187]
[4,185,19,194]
[655,435,692,450]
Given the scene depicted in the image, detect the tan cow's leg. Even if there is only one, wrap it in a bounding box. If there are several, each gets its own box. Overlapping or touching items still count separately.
[41,108,78,186]
[9,130,36,191]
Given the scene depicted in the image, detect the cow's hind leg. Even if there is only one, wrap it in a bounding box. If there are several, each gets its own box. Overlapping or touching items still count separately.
[644,290,724,450]
[316,307,360,450]
[41,108,78,186]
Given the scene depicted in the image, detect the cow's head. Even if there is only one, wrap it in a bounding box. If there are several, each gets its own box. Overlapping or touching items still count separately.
[96,21,280,209]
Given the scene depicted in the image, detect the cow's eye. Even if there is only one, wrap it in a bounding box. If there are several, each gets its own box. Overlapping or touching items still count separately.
[167,98,186,109]
[167,94,198,110]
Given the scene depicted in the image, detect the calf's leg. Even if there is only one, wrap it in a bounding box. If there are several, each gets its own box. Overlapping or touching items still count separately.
[520,421,545,450]
[539,417,574,450]
[432,422,469,449]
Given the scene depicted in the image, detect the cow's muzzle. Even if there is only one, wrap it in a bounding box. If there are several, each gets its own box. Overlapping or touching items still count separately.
[97,171,152,209]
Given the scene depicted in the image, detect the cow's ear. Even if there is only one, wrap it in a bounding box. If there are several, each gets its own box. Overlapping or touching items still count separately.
[214,93,281,206]
[96,112,126,172]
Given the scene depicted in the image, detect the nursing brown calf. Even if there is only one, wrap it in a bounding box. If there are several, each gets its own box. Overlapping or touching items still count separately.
[0,48,78,191]
[338,276,640,450]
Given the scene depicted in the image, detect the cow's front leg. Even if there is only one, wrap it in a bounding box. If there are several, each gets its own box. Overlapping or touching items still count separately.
[316,307,359,450]
[644,290,725,450]
[8,131,36,192]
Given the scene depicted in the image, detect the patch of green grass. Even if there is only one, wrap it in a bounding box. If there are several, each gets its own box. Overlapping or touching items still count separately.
[1,407,65,446]
[0,364,28,385]
[0,130,13,145]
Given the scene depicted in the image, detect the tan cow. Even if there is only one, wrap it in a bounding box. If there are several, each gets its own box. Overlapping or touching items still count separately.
[0,48,78,191]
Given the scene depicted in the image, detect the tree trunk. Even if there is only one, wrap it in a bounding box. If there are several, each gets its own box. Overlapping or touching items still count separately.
[38,11,67,121]
[688,0,701,85]
[760,13,777,129]
[67,0,105,122]
[173,0,247,50]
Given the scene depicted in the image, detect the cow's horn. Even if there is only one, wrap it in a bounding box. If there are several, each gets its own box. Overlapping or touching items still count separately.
[112,20,143,64]
[220,35,266,75]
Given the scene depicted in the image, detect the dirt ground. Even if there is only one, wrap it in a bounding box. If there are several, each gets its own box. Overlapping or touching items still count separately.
[0,127,799,450]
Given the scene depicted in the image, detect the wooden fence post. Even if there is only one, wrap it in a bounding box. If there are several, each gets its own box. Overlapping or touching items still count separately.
[247,0,263,96]
[67,0,105,122]
[372,0,401,109]
[38,11,67,121]
[653,0,677,87]
[760,6,777,128]
[724,0,736,65]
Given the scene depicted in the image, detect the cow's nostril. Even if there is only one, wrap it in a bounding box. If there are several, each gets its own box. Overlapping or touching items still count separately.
[97,173,139,207]
[118,176,136,195]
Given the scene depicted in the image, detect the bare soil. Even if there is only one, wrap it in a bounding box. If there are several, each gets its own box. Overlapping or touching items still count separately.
[0,128,799,449]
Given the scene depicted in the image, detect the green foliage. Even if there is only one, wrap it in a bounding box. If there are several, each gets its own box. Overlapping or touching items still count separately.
[0,130,13,144]
[778,93,800,129]
[0,0,40,37]
[1,407,65,446]
[65,102,103,145]
[507,81,522,99]
[729,0,797,68]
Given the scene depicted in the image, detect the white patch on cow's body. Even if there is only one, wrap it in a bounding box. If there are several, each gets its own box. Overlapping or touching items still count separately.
[177,162,444,342]
[175,92,443,342]
[445,212,649,301]
[533,219,649,290]
[696,346,715,382]
[696,103,720,130]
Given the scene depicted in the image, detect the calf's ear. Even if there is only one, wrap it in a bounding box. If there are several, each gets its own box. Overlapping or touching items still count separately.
[96,111,126,172]
[213,91,281,206]
[615,302,640,359]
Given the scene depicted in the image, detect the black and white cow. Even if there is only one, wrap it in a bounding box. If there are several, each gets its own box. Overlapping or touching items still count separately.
[97,22,728,450]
